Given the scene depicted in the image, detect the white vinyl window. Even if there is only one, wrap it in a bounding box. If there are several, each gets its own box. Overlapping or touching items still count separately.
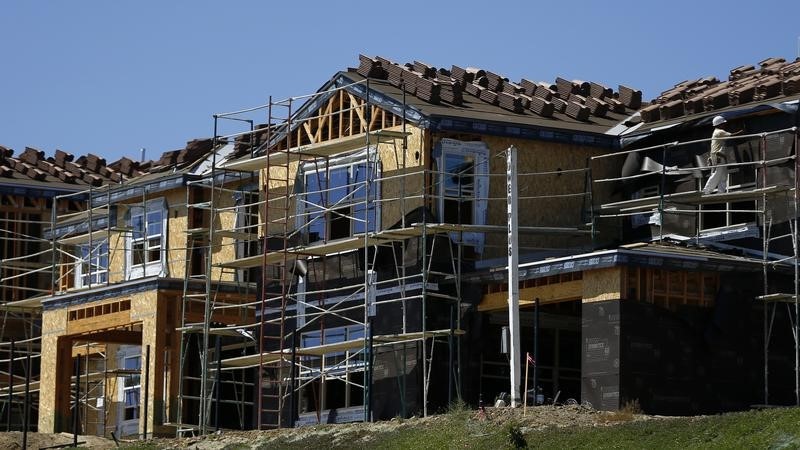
[122,355,141,421]
[126,199,168,279]
[115,345,142,437]
[75,240,108,287]
[298,148,380,243]
[435,138,489,252]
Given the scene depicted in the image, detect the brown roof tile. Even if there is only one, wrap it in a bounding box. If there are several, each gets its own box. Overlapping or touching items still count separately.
[641,56,800,124]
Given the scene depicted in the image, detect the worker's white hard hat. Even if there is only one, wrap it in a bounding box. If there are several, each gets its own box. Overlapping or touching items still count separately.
[712,115,727,127]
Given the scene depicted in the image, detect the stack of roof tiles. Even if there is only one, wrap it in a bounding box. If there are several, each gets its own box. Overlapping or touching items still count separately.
[641,57,800,123]
[0,138,215,185]
[0,146,131,185]
[355,55,642,122]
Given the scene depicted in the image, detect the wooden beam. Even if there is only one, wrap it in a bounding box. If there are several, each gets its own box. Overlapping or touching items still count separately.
[314,99,332,142]
[338,90,345,139]
[71,343,107,358]
[76,329,142,345]
[302,121,316,144]
[327,95,334,141]
[66,310,132,335]
[369,105,380,131]
[348,93,366,133]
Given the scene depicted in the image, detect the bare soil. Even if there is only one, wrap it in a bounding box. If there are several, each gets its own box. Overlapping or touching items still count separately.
[0,431,117,449]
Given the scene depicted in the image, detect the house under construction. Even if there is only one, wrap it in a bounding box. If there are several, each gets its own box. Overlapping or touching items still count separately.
[1,55,800,438]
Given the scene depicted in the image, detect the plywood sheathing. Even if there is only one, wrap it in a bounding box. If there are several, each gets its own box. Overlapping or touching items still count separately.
[478,279,583,311]
[583,267,623,303]
[38,307,69,432]
[134,290,163,436]
[164,189,188,280]
[107,206,128,284]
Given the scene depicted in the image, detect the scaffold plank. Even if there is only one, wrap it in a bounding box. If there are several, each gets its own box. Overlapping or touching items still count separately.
[601,185,791,212]
[215,226,423,269]
[221,328,465,368]
[755,293,798,303]
[419,223,592,236]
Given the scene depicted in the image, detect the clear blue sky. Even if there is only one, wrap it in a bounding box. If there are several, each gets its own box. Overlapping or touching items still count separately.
[2,1,799,162]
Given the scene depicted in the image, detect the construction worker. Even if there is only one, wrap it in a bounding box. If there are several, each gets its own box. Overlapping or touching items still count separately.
[702,115,741,194]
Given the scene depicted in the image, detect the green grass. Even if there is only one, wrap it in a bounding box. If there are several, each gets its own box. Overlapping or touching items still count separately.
[128,407,800,449]
[529,409,800,450]
[345,407,800,450]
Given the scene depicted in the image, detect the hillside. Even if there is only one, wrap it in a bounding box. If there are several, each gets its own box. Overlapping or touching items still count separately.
[135,404,800,449]
[3,404,799,449]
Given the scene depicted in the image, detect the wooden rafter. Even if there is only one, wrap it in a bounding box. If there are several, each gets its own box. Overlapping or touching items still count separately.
[275,90,403,151]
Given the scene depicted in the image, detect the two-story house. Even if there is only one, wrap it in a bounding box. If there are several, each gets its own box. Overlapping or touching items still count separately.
[35,138,259,437]
[211,55,641,428]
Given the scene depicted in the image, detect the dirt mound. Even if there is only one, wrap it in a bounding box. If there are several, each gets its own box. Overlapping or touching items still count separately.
[0,431,117,449]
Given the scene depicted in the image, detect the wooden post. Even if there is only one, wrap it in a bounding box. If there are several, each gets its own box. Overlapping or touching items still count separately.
[73,357,80,447]
[143,345,150,440]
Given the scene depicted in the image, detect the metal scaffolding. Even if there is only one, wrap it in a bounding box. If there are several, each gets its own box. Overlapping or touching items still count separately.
[591,126,800,407]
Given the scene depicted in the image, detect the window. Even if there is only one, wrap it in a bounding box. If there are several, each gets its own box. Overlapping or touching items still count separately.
[75,240,108,287]
[299,149,380,243]
[435,138,489,252]
[234,190,260,282]
[300,325,366,369]
[122,355,141,421]
[298,325,366,414]
[442,153,475,225]
[126,199,168,279]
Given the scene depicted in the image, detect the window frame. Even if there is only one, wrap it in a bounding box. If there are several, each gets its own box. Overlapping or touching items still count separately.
[126,198,168,279]
[435,138,489,252]
[121,355,142,421]
[74,239,109,288]
[297,148,381,243]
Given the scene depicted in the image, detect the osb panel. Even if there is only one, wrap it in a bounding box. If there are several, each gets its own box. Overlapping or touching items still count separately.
[260,161,299,237]
[39,308,68,432]
[137,291,173,436]
[378,126,426,229]
[211,188,238,280]
[66,310,132,335]
[107,202,128,283]
[583,268,623,303]
[478,279,583,311]
[163,189,186,279]
[130,290,159,323]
